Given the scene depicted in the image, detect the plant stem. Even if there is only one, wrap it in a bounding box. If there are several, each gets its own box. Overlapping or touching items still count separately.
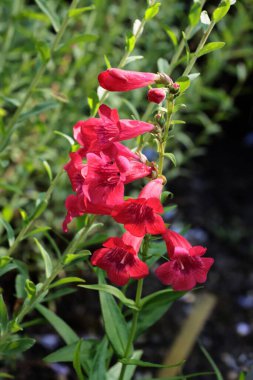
[118,235,150,380]
[2,0,79,152]
[158,94,175,175]
[5,170,63,257]
[14,220,94,326]
[118,279,143,380]
[183,21,216,76]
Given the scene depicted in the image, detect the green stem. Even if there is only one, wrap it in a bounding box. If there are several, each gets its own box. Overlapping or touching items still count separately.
[5,170,63,257]
[158,94,174,175]
[168,0,206,76]
[118,235,150,380]
[118,279,143,380]
[14,220,94,326]
[183,21,216,76]
[2,0,79,150]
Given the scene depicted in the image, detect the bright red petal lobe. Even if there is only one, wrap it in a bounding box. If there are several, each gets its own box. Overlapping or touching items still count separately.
[91,234,148,286]
[156,229,214,291]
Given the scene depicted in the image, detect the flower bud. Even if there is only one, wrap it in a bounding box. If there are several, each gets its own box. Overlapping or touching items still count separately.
[147,88,166,104]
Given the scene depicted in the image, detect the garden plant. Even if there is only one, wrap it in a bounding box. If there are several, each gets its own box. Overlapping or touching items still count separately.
[0,0,251,379]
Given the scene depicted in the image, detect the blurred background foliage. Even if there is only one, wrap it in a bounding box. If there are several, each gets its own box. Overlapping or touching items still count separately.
[0,0,253,377]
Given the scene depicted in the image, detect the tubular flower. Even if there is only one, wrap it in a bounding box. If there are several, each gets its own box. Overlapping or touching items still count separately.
[73,104,154,155]
[64,150,87,193]
[98,68,159,92]
[91,232,149,286]
[83,146,152,207]
[62,194,111,232]
[111,178,166,237]
[147,88,166,104]
[155,229,214,291]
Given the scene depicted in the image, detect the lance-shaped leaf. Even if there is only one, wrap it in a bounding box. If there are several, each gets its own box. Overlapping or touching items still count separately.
[34,238,53,278]
[79,284,137,310]
[98,271,130,357]
[197,42,226,58]
[36,304,78,345]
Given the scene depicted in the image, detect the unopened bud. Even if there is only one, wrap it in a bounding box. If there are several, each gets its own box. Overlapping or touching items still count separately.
[169,82,180,95]
[147,88,166,104]
[155,72,173,86]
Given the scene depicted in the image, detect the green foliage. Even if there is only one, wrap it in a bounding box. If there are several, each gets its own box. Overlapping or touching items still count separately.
[0,0,251,377]
[98,272,131,357]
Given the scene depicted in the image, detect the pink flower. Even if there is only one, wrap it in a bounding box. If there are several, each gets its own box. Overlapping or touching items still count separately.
[111,178,166,237]
[147,88,166,104]
[74,104,154,155]
[91,232,149,286]
[155,230,214,291]
[98,69,158,92]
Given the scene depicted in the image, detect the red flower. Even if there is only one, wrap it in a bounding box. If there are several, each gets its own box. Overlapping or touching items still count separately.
[155,230,214,291]
[74,104,154,155]
[98,68,158,92]
[91,232,149,286]
[147,88,166,104]
[62,194,111,232]
[111,178,166,237]
[64,150,87,193]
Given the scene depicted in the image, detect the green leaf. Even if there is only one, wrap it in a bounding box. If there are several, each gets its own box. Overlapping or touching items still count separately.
[24,226,51,239]
[15,274,27,299]
[73,341,86,380]
[0,217,15,247]
[44,339,97,364]
[1,337,35,355]
[0,294,8,333]
[63,250,91,265]
[125,33,136,53]
[163,152,177,167]
[104,54,111,68]
[54,130,75,146]
[44,288,76,302]
[164,26,178,47]
[200,344,224,380]
[171,120,186,125]
[68,6,95,18]
[106,350,142,380]
[212,0,230,23]
[145,3,161,20]
[35,0,60,32]
[197,42,226,57]
[136,289,184,337]
[98,271,130,357]
[42,160,53,181]
[120,358,182,369]
[79,284,137,310]
[0,256,11,269]
[176,76,190,93]
[0,373,14,379]
[34,238,53,278]
[19,101,59,122]
[90,338,108,380]
[50,277,85,289]
[189,1,202,27]
[36,304,78,345]
[125,55,143,65]
[36,41,51,62]
[25,279,36,299]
